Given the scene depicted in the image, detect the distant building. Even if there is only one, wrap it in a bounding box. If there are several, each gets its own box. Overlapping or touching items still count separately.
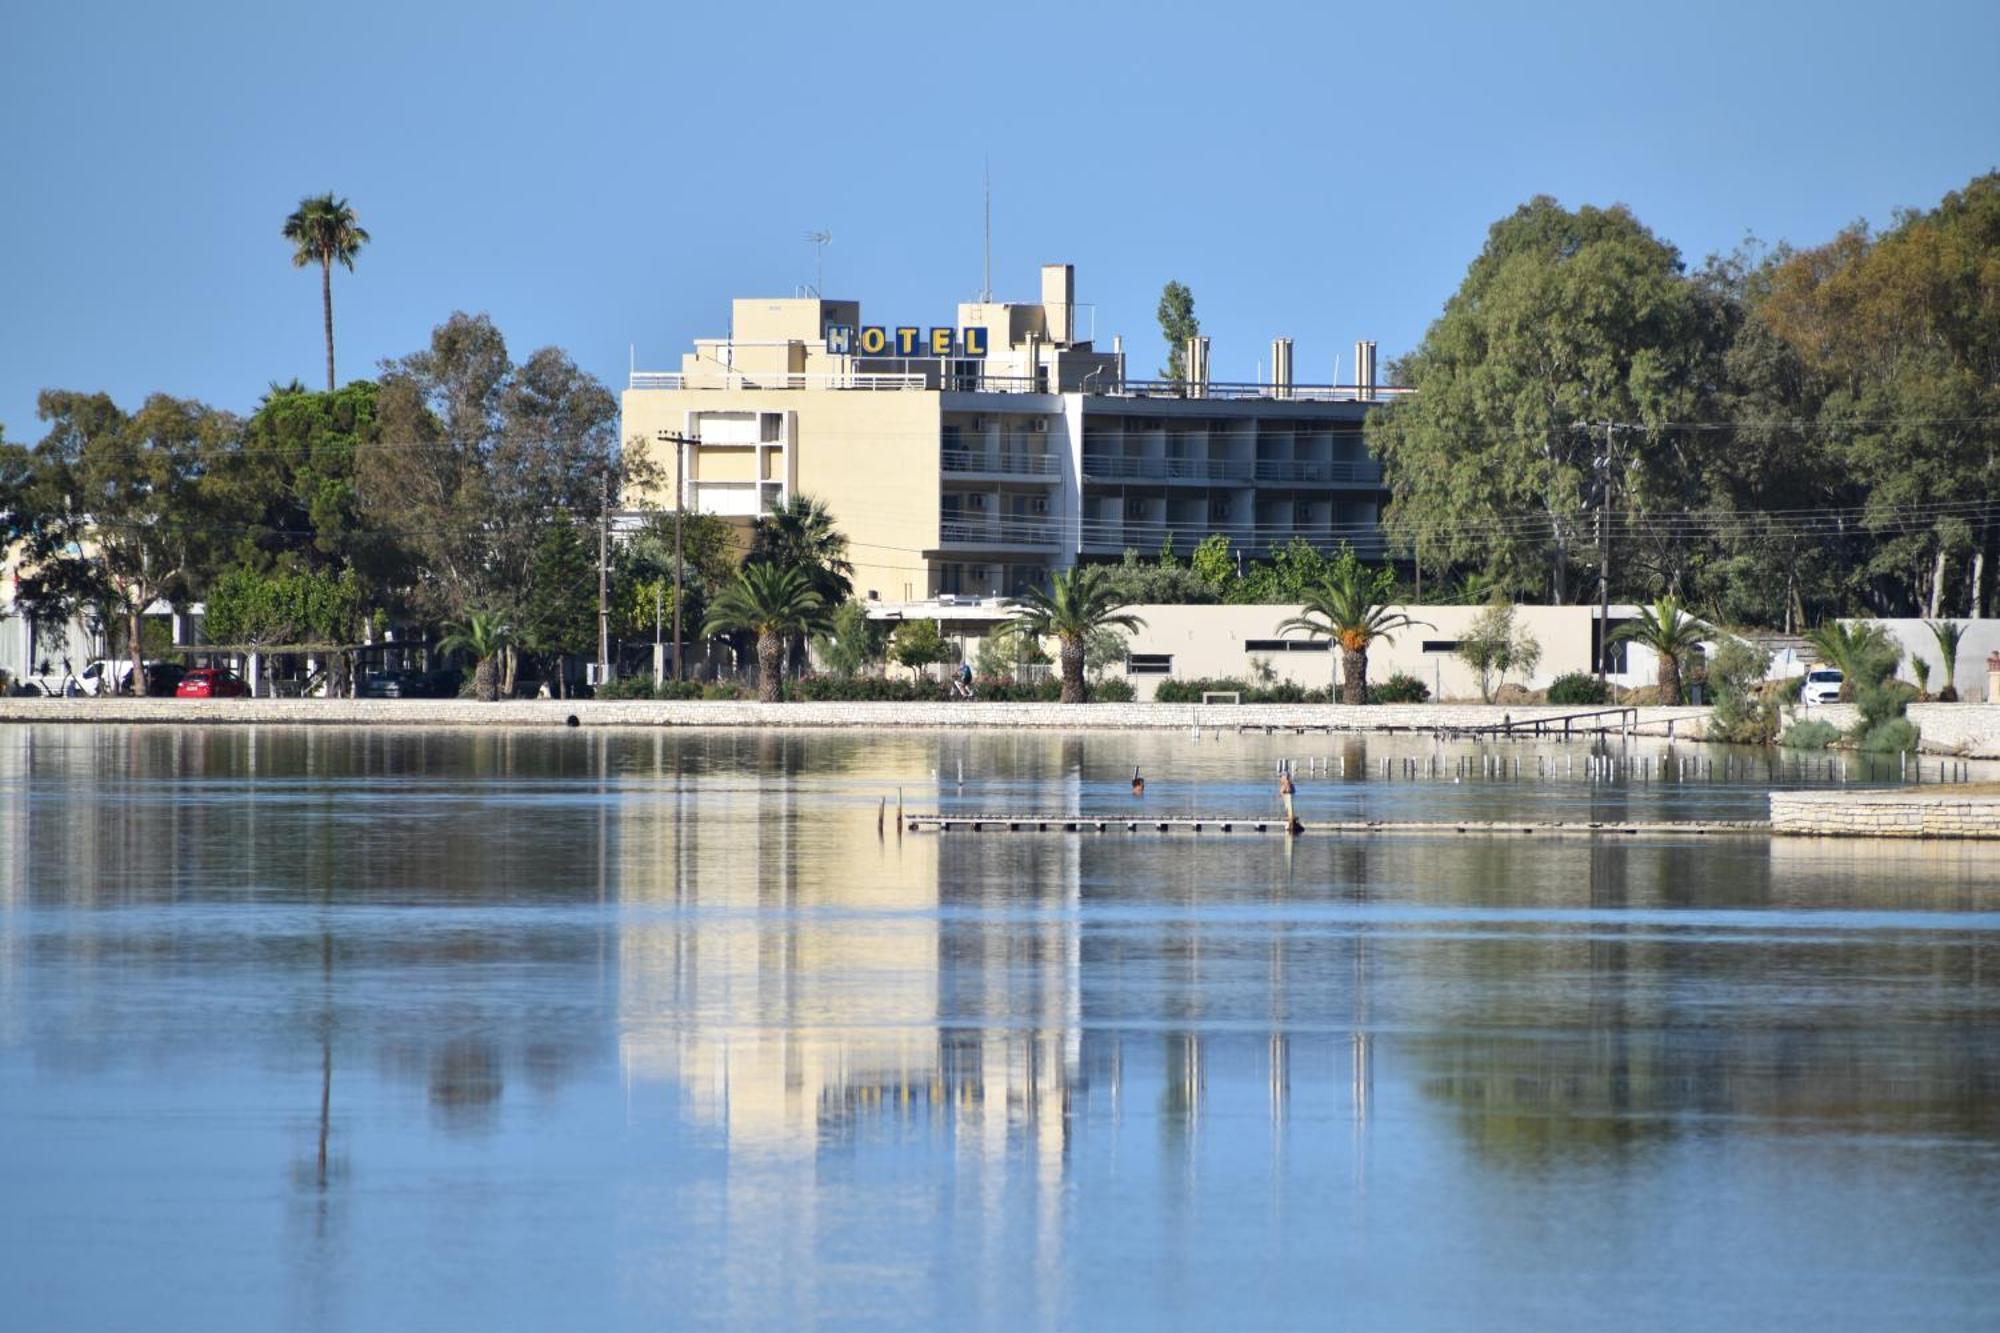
[620,264,1400,601]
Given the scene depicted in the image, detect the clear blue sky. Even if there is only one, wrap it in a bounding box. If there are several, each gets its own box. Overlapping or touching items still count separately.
[3,0,1995,439]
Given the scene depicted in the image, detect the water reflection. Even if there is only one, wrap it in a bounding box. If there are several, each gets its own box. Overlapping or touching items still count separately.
[2,725,1997,1329]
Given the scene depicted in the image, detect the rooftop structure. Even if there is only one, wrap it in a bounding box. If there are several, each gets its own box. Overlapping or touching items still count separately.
[621,264,1404,601]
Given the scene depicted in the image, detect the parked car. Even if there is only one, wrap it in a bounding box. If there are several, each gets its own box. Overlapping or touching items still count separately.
[78,659,185,696]
[362,669,421,699]
[1800,668,1844,706]
[176,668,249,698]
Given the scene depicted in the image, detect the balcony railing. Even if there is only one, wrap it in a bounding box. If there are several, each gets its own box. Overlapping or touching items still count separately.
[1080,455,1383,485]
[941,448,1060,476]
[939,517,1061,546]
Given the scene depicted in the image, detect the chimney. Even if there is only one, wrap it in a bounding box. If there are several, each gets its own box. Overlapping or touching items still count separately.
[1270,338,1293,399]
[1354,340,1377,401]
[1040,263,1074,346]
[1186,336,1210,398]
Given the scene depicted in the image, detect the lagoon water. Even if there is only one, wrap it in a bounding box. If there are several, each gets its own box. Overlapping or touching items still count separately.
[2,724,1997,1330]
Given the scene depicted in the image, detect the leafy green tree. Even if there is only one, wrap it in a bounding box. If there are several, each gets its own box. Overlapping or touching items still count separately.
[518,513,596,694]
[1230,539,1348,604]
[1275,552,1430,704]
[611,508,738,653]
[1008,566,1145,704]
[359,313,618,625]
[1156,280,1199,384]
[19,391,240,695]
[203,568,361,647]
[816,600,889,678]
[1707,638,1780,744]
[437,611,513,702]
[703,565,827,702]
[1189,533,1234,590]
[890,618,947,679]
[282,194,370,392]
[1926,620,1966,701]
[1756,174,2000,618]
[1609,595,1707,706]
[975,621,1048,679]
[1455,598,1542,703]
[1368,197,1718,601]
[1095,548,1222,605]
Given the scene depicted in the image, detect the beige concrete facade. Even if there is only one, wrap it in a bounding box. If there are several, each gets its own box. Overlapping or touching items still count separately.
[622,264,1394,603]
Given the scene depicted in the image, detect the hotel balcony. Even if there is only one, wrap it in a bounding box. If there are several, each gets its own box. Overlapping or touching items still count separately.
[1079,454,1382,486]
[941,445,1061,479]
[938,516,1062,548]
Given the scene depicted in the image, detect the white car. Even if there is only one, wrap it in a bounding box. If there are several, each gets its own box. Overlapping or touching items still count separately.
[1800,668,1843,706]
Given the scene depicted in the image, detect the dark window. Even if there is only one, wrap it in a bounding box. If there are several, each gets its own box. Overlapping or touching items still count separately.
[1126,654,1173,675]
[1421,640,1462,654]
[1243,639,1330,653]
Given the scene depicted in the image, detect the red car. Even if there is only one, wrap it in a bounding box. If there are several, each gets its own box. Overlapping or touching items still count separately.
[176,668,249,698]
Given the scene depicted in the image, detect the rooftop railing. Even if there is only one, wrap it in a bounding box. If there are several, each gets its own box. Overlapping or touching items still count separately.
[630,366,1411,401]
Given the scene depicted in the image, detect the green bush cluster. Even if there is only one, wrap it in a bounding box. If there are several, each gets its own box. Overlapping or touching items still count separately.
[1707,640,1783,745]
[1545,672,1611,705]
[1780,718,1841,751]
[597,677,750,701]
[1155,677,1334,704]
[1370,672,1431,703]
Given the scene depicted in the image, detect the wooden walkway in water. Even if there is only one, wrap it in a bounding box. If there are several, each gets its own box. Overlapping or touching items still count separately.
[903,814,1771,838]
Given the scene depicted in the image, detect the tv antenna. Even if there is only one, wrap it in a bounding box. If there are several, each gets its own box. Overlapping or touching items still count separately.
[804,230,832,297]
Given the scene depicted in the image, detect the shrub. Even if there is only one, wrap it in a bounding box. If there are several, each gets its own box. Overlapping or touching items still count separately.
[1707,639,1781,745]
[1371,672,1430,704]
[1781,718,1840,750]
[1857,717,1921,754]
[1090,678,1136,702]
[1154,676,1334,704]
[599,675,658,700]
[1851,674,1920,754]
[1545,671,1611,706]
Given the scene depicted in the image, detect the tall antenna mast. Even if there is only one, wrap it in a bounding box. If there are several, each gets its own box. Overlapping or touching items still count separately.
[981,159,992,303]
[804,230,832,297]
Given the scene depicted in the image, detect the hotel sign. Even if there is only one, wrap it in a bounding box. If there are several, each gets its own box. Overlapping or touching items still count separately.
[824,325,988,358]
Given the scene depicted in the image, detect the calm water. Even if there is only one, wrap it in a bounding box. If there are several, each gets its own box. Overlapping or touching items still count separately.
[2,725,1997,1331]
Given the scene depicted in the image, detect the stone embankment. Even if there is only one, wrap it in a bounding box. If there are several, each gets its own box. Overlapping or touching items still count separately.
[1,697,1997,756]
[1770,788,2000,839]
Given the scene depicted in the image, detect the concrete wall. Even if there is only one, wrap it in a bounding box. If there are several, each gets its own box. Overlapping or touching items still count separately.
[1771,790,2000,838]
[1846,618,2000,702]
[1105,603,1669,701]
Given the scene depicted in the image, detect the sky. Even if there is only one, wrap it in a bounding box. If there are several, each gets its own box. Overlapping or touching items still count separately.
[2,0,1996,440]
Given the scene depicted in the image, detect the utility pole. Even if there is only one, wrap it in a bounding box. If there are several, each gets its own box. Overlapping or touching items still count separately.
[656,430,691,680]
[598,469,611,687]
[1597,422,1614,683]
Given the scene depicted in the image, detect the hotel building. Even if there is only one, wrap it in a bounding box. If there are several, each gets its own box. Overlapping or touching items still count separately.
[620,265,1398,601]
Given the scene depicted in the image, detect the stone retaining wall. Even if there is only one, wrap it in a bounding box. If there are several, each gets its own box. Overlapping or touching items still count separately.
[1769,790,2000,839]
[1,697,1996,755]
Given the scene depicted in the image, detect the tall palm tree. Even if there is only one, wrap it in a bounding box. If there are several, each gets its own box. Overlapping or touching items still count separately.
[748,493,854,604]
[703,565,827,702]
[1276,567,1430,705]
[1610,596,1708,706]
[1802,619,1899,703]
[282,194,370,392]
[1008,566,1145,704]
[437,611,512,702]
[1926,619,1965,701]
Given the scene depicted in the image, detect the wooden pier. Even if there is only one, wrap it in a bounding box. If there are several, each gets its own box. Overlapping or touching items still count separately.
[904,814,1771,838]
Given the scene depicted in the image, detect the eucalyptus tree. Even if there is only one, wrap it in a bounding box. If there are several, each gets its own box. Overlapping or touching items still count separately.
[282,194,371,392]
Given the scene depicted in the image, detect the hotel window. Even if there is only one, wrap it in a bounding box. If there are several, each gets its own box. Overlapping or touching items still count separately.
[1243,639,1329,653]
[1126,653,1174,675]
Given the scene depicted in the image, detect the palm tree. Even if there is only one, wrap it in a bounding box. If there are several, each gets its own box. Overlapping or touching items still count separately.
[1008,566,1145,704]
[437,611,512,702]
[1926,620,1965,701]
[1803,620,1899,703]
[282,194,370,392]
[749,494,854,604]
[1610,596,1708,706]
[703,565,827,702]
[1276,567,1430,705]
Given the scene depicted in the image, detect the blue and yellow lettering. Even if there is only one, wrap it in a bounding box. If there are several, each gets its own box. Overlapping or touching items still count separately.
[960,326,988,357]
[825,325,854,355]
[895,327,920,357]
[929,327,954,357]
[859,326,888,355]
